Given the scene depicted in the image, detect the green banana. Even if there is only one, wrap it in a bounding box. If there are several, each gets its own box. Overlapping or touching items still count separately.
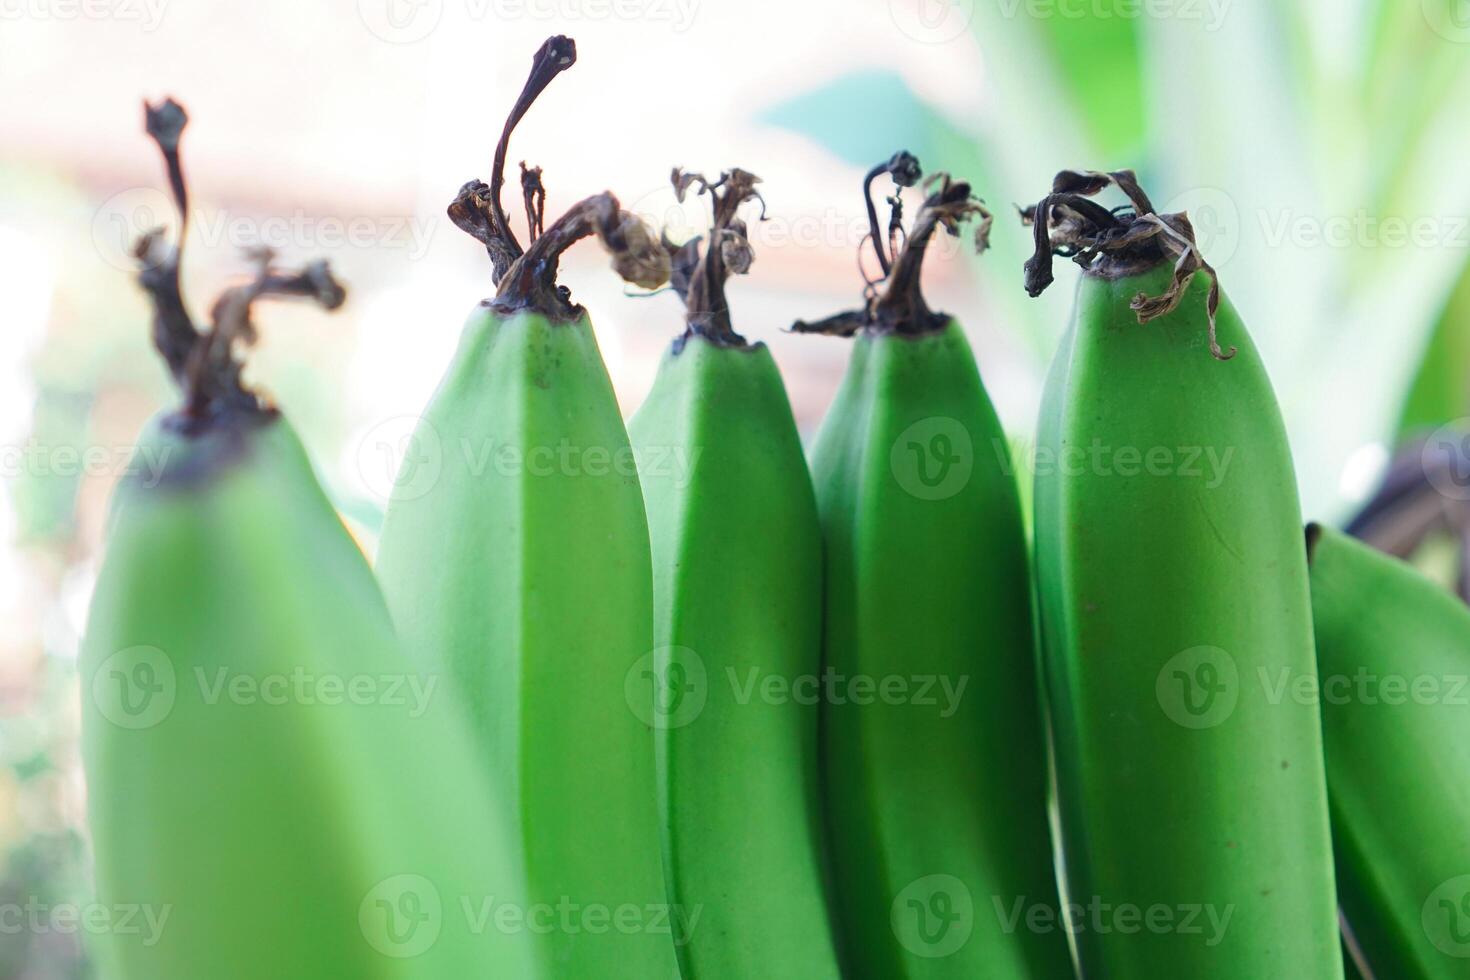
[1025,169,1342,976]
[373,36,678,978]
[794,154,1072,977]
[1308,522,1470,979]
[81,100,532,978]
[626,168,843,978]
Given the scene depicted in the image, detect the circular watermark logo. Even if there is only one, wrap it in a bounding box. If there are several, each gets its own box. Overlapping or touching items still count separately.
[891,874,974,958]
[890,417,973,501]
[360,874,443,958]
[1156,645,1239,729]
[1423,0,1470,43]
[1422,421,1470,502]
[1160,187,1240,268]
[1423,875,1470,957]
[625,646,708,730]
[91,187,176,272]
[356,415,442,503]
[889,0,976,44]
[357,0,444,43]
[623,184,703,250]
[92,645,177,730]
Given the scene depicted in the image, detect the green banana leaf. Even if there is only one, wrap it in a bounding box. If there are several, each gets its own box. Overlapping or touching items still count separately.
[1397,258,1470,436]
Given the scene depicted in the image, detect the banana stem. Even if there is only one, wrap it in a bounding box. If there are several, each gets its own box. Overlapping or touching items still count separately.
[138,99,199,386]
[861,151,921,277]
[663,167,764,348]
[870,174,990,335]
[447,35,574,282]
[134,97,347,424]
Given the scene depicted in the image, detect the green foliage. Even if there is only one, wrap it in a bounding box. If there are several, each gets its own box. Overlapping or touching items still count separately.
[1398,263,1470,437]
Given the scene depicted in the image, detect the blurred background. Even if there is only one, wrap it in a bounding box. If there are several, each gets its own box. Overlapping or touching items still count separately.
[6,0,1470,974]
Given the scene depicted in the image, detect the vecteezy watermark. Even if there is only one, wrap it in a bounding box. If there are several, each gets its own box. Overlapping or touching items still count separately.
[0,0,167,30]
[360,875,444,958]
[625,646,709,730]
[1422,420,1470,502]
[1160,187,1240,267]
[1259,666,1470,707]
[356,0,698,44]
[625,648,972,730]
[888,0,975,44]
[1156,646,1240,729]
[1258,209,1470,251]
[893,417,975,501]
[194,667,439,718]
[357,415,442,503]
[1101,187,1470,260]
[92,647,442,730]
[356,0,444,43]
[726,667,970,718]
[1157,653,1469,726]
[994,895,1235,947]
[93,646,178,729]
[91,191,436,272]
[998,437,1235,489]
[1423,875,1470,957]
[0,899,171,947]
[355,414,702,503]
[358,875,702,956]
[461,896,701,945]
[0,440,173,487]
[892,875,974,957]
[1422,0,1470,44]
[995,0,1230,30]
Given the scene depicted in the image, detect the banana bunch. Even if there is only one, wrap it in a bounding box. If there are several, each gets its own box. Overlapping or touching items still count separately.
[1308,523,1470,980]
[82,101,532,978]
[793,154,1072,978]
[1024,170,1342,976]
[627,168,843,978]
[373,37,678,977]
[82,49,1469,980]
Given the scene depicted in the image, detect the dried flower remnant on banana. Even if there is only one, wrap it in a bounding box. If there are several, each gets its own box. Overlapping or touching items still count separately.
[447,35,669,320]
[791,150,992,338]
[1021,168,1235,360]
[135,97,346,431]
[660,166,765,350]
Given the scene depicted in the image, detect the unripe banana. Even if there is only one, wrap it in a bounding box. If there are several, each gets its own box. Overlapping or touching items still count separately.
[82,100,533,978]
[1308,522,1470,979]
[1026,169,1342,976]
[627,168,843,978]
[373,37,678,977]
[794,154,1071,978]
